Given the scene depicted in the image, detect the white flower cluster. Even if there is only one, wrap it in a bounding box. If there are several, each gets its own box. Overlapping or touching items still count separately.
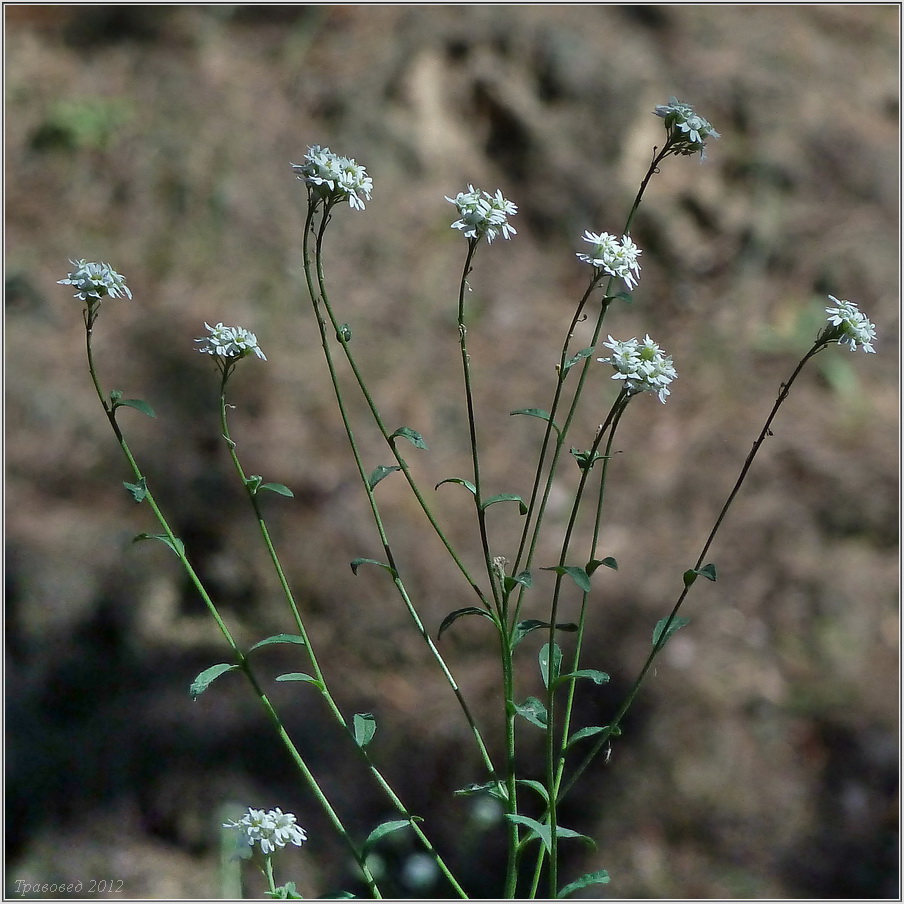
[446,185,518,243]
[195,321,267,361]
[654,97,721,160]
[598,334,677,404]
[291,145,373,211]
[58,259,132,302]
[576,231,642,290]
[825,295,877,353]
[223,807,307,856]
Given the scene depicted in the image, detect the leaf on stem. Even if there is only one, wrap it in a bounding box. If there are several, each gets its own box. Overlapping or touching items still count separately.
[586,556,618,574]
[259,482,295,497]
[112,396,156,418]
[516,778,550,803]
[539,642,562,689]
[267,881,304,899]
[353,712,377,748]
[133,532,185,557]
[390,426,429,451]
[503,570,533,594]
[565,725,610,749]
[652,615,691,648]
[480,492,527,515]
[513,696,548,729]
[555,668,610,688]
[570,448,607,472]
[249,634,307,652]
[190,662,239,700]
[275,672,324,690]
[349,557,395,576]
[511,619,578,648]
[362,818,421,855]
[541,565,592,593]
[122,477,147,503]
[434,476,477,495]
[682,563,717,587]
[504,814,596,854]
[558,869,611,898]
[437,606,496,640]
[509,408,561,438]
[562,347,595,373]
[453,780,508,802]
[367,465,402,490]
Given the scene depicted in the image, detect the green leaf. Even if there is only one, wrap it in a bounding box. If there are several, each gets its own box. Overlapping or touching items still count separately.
[190,663,238,700]
[453,781,508,802]
[113,397,156,418]
[562,347,595,373]
[390,426,428,451]
[505,815,593,853]
[133,532,185,557]
[606,289,633,304]
[570,448,607,471]
[539,642,562,689]
[349,557,394,576]
[556,668,610,688]
[480,492,527,515]
[541,565,592,593]
[259,482,295,497]
[244,475,263,494]
[510,408,561,438]
[566,725,610,749]
[362,818,420,854]
[267,881,304,899]
[652,615,691,648]
[249,634,307,652]
[516,779,550,803]
[513,696,548,729]
[367,465,401,490]
[276,672,323,690]
[435,476,477,495]
[275,673,324,691]
[123,477,147,503]
[586,556,618,574]
[353,712,376,748]
[558,869,611,898]
[437,606,495,640]
[511,619,578,648]
[683,563,717,588]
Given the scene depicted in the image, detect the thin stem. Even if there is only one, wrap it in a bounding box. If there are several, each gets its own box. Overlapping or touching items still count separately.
[560,340,830,799]
[84,315,383,898]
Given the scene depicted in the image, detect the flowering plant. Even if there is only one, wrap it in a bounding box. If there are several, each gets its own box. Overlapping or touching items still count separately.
[62,97,878,898]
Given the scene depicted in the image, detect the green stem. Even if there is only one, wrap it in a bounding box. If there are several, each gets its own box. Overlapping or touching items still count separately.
[561,341,829,798]
[83,313,383,898]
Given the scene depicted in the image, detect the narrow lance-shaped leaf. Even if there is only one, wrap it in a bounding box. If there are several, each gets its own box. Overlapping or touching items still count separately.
[259,482,294,497]
[368,465,401,490]
[510,408,562,438]
[541,565,592,593]
[437,606,496,640]
[435,476,477,495]
[133,532,185,557]
[190,663,238,700]
[555,668,610,688]
[511,619,578,648]
[113,397,156,418]
[512,696,548,729]
[363,818,421,855]
[562,347,595,373]
[275,673,324,691]
[249,634,307,652]
[350,557,395,576]
[558,870,611,898]
[481,493,527,515]
[652,615,691,648]
[389,426,428,451]
[539,642,562,689]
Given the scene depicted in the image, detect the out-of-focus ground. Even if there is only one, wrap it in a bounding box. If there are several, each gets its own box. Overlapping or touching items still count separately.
[5,5,899,899]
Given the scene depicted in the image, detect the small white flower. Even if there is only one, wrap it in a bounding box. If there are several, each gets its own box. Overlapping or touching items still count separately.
[824,296,877,353]
[445,185,517,243]
[576,231,642,290]
[58,259,131,302]
[654,97,720,160]
[597,334,677,403]
[223,807,307,856]
[291,145,373,210]
[195,322,267,361]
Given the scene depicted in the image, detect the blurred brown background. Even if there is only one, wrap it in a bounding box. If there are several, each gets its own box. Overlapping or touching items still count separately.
[5,5,899,899]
